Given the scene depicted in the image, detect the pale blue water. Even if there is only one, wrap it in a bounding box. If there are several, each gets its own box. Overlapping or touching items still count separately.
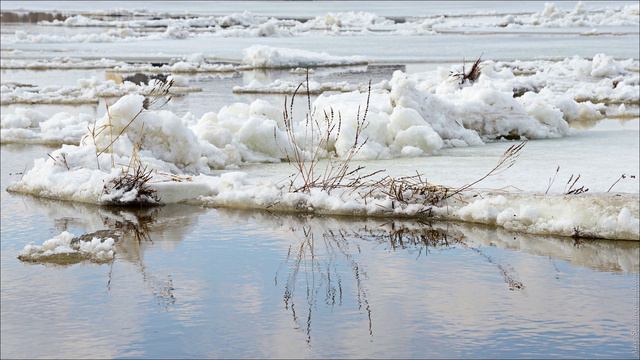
[1,145,639,358]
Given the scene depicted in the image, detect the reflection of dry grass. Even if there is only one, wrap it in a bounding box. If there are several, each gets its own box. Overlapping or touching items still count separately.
[275,218,528,343]
[354,221,464,254]
[276,220,474,343]
[468,247,525,291]
[278,224,374,344]
[98,207,176,308]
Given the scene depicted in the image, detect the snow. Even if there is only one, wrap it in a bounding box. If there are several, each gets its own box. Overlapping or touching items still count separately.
[2,53,632,152]
[0,56,236,73]
[193,173,640,241]
[11,28,144,44]
[241,45,367,68]
[112,60,237,74]
[2,53,634,152]
[232,79,373,94]
[514,2,640,28]
[492,55,640,107]
[1,109,91,145]
[0,77,201,105]
[6,92,638,240]
[454,193,640,240]
[18,231,116,263]
[0,57,125,70]
[4,2,635,45]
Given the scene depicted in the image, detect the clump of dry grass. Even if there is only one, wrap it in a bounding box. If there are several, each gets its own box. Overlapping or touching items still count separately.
[46,152,70,170]
[102,162,160,205]
[80,79,174,205]
[564,174,589,195]
[451,55,483,86]
[279,70,383,194]
[361,141,526,211]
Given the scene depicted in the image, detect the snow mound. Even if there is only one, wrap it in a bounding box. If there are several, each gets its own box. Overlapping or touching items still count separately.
[1,108,91,145]
[18,231,116,264]
[241,45,367,69]
[454,193,640,240]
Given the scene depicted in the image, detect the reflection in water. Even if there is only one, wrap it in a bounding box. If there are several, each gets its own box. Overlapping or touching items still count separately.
[14,196,205,309]
[216,210,639,346]
[2,195,639,357]
[276,221,469,343]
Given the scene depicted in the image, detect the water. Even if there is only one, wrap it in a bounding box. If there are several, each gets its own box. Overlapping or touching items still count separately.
[2,143,639,358]
[1,1,640,358]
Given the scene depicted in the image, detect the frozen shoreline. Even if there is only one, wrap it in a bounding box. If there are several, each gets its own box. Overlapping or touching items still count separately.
[5,89,638,240]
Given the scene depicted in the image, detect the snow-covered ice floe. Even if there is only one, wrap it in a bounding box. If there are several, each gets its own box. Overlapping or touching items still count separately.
[240,45,367,69]
[3,53,635,146]
[189,173,639,241]
[18,231,116,264]
[232,79,385,94]
[0,54,237,73]
[1,108,91,145]
[0,76,199,105]
[110,53,238,73]
[494,54,640,106]
[12,2,636,42]
[0,57,126,70]
[6,91,640,240]
[9,160,640,241]
[493,2,639,29]
[0,47,367,73]
[113,46,367,71]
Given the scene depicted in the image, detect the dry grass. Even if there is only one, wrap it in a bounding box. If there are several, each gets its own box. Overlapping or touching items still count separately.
[564,174,589,195]
[46,152,70,170]
[279,70,383,194]
[451,55,483,86]
[607,173,636,192]
[102,162,160,205]
[277,72,528,213]
[80,79,174,205]
[359,140,526,211]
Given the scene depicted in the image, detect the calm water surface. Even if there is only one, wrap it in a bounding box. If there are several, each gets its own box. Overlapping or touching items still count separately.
[1,145,639,358]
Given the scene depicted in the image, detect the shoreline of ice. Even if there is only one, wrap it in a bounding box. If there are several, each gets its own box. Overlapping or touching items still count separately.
[7,172,639,241]
[4,90,638,240]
